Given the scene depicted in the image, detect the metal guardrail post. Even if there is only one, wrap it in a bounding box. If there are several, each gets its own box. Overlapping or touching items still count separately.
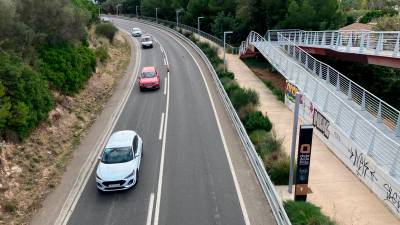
[361,91,366,110]
[359,32,365,54]
[321,32,326,47]
[348,82,352,100]
[396,116,400,137]
[346,32,353,52]
[377,101,383,123]
[394,33,400,56]
[336,74,340,91]
[367,130,376,156]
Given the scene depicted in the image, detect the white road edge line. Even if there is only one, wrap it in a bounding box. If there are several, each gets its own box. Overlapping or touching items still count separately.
[160,46,165,54]
[146,193,155,225]
[158,113,165,140]
[55,27,142,225]
[163,58,167,66]
[154,45,170,225]
[164,77,167,95]
[151,26,251,225]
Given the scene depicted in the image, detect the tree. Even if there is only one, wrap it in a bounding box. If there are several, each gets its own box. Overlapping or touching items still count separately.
[265,0,289,29]
[211,11,237,38]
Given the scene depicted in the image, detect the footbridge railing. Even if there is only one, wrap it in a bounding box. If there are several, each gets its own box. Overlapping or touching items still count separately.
[240,30,400,176]
[271,30,400,57]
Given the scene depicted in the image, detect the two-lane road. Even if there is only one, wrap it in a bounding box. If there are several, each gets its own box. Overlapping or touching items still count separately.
[67,18,246,225]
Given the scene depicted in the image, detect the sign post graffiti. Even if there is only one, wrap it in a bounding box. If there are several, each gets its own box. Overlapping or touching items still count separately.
[295,125,314,201]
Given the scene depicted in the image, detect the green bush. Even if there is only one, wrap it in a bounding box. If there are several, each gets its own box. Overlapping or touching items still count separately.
[243,111,272,132]
[0,53,54,139]
[95,23,118,42]
[268,156,290,185]
[217,70,234,80]
[230,88,259,111]
[39,43,96,95]
[284,200,336,225]
[95,47,109,63]
[251,130,283,156]
[263,80,285,102]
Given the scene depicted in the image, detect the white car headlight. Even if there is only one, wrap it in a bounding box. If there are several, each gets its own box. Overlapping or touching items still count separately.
[124,170,135,179]
[96,173,102,180]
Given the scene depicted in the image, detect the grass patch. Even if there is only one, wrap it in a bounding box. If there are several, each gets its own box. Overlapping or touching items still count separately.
[263,80,285,102]
[3,199,18,214]
[284,200,337,225]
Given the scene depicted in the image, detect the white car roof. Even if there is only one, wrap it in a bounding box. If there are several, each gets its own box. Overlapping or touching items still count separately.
[132,27,141,31]
[106,130,137,148]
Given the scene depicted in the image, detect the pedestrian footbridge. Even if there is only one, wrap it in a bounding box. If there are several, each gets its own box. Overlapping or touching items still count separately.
[239,30,400,216]
[267,30,400,68]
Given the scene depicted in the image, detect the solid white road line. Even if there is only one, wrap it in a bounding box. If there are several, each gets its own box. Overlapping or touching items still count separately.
[153,27,251,225]
[146,193,155,225]
[160,46,165,54]
[154,50,170,225]
[163,58,167,66]
[164,77,167,95]
[158,113,165,140]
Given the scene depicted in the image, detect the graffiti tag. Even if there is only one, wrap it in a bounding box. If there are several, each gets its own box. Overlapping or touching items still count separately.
[312,110,330,139]
[286,81,299,103]
[383,183,400,212]
[348,148,377,182]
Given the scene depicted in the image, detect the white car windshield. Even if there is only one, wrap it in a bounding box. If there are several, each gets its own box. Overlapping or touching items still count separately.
[142,71,156,78]
[101,147,133,164]
[132,28,140,32]
[142,37,151,42]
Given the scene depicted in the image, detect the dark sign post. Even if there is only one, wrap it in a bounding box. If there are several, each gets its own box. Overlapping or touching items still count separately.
[295,125,314,201]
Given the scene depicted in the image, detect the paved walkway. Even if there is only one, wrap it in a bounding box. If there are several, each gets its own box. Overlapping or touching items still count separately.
[223,53,400,225]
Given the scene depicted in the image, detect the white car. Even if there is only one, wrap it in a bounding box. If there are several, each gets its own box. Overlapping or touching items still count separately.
[131,27,142,37]
[141,35,153,48]
[100,17,110,22]
[96,130,143,191]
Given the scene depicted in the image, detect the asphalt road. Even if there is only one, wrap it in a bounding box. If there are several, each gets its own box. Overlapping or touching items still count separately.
[67,18,246,225]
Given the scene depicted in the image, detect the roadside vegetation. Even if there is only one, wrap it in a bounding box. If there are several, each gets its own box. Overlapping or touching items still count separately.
[284,200,337,225]
[0,0,126,224]
[242,57,286,103]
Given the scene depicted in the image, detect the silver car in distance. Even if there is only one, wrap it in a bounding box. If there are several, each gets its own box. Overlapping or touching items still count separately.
[131,27,142,37]
[96,130,143,191]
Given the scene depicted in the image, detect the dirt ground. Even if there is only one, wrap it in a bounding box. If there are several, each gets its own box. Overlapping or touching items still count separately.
[0,30,131,225]
[251,68,286,92]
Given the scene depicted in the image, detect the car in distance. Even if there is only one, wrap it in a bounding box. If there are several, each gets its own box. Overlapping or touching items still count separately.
[131,27,142,37]
[139,66,160,91]
[96,130,143,191]
[100,17,111,22]
[141,35,153,48]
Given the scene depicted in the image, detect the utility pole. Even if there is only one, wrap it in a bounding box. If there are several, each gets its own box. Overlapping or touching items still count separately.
[136,5,139,18]
[223,31,233,72]
[197,16,204,34]
[156,8,159,23]
[288,93,302,193]
[176,8,183,28]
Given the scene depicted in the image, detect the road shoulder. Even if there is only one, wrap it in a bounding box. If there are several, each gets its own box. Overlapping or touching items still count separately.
[30,31,140,225]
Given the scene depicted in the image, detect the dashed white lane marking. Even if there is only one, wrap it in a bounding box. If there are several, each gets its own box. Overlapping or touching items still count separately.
[158,113,165,140]
[146,193,155,225]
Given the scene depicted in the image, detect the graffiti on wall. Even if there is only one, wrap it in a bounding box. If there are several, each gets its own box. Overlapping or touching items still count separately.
[348,147,377,182]
[286,81,299,102]
[384,183,400,212]
[312,110,330,139]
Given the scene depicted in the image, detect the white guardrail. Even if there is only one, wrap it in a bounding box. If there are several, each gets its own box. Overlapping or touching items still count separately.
[114,16,291,225]
[123,14,239,54]
[240,31,400,216]
[268,30,400,57]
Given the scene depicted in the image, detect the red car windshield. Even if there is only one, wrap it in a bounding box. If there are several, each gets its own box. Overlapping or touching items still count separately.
[142,71,156,78]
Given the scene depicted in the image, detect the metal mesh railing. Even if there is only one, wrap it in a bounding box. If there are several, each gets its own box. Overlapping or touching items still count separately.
[241,31,400,177]
[275,30,400,57]
[274,32,400,136]
[126,15,239,54]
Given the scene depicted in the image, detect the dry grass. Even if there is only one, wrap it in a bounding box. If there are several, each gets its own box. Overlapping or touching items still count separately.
[0,29,131,225]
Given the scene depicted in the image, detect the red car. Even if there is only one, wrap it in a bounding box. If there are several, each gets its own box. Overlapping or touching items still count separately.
[139,66,160,91]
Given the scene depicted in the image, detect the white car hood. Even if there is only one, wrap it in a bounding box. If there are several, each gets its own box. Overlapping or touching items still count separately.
[97,160,136,181]
[142,41,152,45]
